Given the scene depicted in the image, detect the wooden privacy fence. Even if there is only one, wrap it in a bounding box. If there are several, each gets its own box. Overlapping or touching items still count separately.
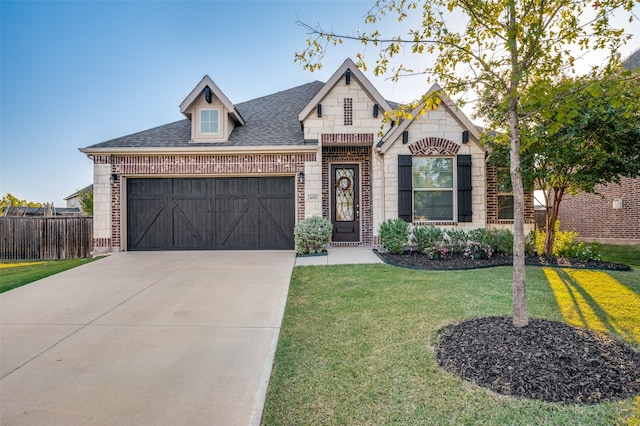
[0,217,93,260]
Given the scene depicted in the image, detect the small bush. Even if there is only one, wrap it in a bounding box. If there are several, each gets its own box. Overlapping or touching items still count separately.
[489,229,514,256]
[525,230,537,256]
[534,221,601,260]
[467,228,492,246]
[379,218,409,255]
[564,241,602,261]
[412,225,446,252]
[294,216,332,255]
[445,229,468,254]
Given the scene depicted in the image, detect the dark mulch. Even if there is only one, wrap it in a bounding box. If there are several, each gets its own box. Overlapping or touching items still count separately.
[436,317,640,403]
[374,250,631,271]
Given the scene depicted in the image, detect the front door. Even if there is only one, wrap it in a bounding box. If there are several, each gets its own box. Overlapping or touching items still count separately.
[331,164,360,242]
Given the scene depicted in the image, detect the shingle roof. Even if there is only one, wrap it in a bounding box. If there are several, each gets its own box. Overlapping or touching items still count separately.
[623,48,640,71]
[85,81,325,149]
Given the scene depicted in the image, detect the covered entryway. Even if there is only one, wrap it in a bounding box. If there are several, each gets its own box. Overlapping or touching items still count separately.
[126,177,295,250]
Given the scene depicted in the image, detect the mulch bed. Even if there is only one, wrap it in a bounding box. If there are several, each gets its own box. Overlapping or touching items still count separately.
[435,317,640,403]
[374,250,631,271]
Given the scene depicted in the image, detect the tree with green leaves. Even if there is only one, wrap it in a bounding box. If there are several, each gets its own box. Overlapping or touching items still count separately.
[78,188,94,216]
[488,71,640,255]
[0,193,43,216]
[295,0,637,327]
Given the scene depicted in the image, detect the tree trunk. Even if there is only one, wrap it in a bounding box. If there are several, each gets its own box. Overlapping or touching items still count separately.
[507,0,528,328]
[544,187,564,255]
[508,101,529,328]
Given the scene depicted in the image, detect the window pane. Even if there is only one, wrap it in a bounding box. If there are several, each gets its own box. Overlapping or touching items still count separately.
[335,168,355,221]
[414,191,453,221]
[413,158,453,189]
[497,168,513,193]
[200,109,219,134]
[498,195,514,219]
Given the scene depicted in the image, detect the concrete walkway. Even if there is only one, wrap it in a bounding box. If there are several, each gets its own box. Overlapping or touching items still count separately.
[294,246,383,266]
[0,251,295,426]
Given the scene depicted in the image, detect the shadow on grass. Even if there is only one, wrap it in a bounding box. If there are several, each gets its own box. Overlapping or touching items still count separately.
[544,267,640,347]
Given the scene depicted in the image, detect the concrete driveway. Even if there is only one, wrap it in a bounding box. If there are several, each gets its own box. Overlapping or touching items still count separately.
[0,251,295,426]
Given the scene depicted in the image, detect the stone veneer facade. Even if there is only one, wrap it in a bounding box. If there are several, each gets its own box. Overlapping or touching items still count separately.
[557,177,640,241]
[89,62,537,253]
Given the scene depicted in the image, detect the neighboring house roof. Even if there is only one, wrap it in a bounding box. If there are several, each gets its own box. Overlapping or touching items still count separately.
[3,206,82,217]
[298,58,392,121]
[64,184,93,201]
[179,75,245,125]
[376,83,482,153]
[623,48,640,70]
[82,81,325,151]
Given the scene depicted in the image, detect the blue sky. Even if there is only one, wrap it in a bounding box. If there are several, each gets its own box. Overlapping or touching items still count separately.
[1,1,638,206]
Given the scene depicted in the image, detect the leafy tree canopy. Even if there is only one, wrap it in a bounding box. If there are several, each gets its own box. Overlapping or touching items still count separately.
[0,193,43,215]
[294,0,637,327]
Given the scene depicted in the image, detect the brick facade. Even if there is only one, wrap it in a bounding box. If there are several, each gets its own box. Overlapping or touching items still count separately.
[92,152,315,250]
[486,165,536,225]
[557,177,640,240]
[322,146,373,245]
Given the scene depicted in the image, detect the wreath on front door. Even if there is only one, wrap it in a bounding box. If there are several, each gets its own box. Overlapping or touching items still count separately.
[336,176,352,191]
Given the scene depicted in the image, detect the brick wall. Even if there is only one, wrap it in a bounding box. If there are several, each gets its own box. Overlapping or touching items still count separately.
[92,152,315,251]
[486,165,536,225]
[321,146,373,245]
[557,177,640,240]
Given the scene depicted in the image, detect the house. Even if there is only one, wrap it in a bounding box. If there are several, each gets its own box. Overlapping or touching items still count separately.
[64,185,92,211]
[556,49,640,243]
[3,205,82,217]
[80,58,535,254]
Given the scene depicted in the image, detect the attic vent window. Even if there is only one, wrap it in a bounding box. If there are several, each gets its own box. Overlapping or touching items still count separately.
[200,109,220,134]
[345,69,351,85]
[344,98,353,126]
[204,86,212,103]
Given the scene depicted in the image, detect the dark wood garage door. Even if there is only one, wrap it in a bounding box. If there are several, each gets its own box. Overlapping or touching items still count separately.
[127,177,295,250]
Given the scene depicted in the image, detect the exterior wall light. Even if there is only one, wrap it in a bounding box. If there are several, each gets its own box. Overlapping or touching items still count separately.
[110,173,118,186]
[298,171,305,184]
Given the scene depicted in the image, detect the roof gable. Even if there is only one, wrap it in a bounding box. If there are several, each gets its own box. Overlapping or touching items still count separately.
[179,75,245,125]
[376,83,482,153]
[298,58,392,121]
[81,82,324,151]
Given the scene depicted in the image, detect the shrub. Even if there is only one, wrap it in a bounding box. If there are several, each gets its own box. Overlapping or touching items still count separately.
[463,241,494,259]
[412,225,445,252]
[489,229,514,255]
[564,241,602,261]
[379,218,409,255]
[535,221,578,256]
[534,221,601,260]
[445,229,468,254]
[294,216,332,255]
[467,228,492,246]
[525,230,537,255]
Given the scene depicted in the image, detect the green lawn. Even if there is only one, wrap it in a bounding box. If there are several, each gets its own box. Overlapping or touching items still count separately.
[600,243,640,268]
[0,258,100,293]
[263,257,640,425]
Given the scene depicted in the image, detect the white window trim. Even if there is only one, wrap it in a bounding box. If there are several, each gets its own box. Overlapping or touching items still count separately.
[199,108,221,135]
[412,156,457,223]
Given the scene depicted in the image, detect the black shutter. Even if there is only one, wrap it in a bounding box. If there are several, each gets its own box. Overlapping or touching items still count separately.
[398,155,413,222]
[457,155,472,222]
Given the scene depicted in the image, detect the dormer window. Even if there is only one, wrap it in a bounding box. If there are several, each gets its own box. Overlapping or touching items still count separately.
[200,109,220,134]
